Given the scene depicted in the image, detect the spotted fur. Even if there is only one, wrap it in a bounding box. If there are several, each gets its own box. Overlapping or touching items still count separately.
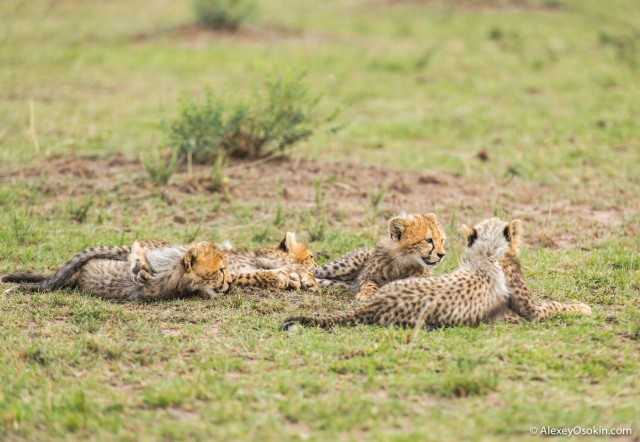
[222,232,318,292]
[127,232,317,292]
[3,241,231,300]
[281,218,591,330]
[314,213,447,300]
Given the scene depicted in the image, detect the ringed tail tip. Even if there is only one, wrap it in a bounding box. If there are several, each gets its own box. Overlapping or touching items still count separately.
[279,319,299,331]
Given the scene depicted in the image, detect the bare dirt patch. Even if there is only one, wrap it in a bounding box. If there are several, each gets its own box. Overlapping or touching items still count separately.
[383,0,563,11]
[0,154,630,249]
[129,22,326,48]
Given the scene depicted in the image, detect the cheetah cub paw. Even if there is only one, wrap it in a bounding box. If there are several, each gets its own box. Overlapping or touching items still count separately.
[355,292,372,302]
[277,269,302,290]
[297,268,319,293]
[130,256,152,285]
[574,303,592,316]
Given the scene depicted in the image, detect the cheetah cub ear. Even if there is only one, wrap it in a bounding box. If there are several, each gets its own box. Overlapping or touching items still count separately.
[504,219,522,242]
[505,219,522,254]
[460,224,478,247]
[278,232,298,252]
[184,247,199,272]
[423,213,437,222]
[388,217,408,241]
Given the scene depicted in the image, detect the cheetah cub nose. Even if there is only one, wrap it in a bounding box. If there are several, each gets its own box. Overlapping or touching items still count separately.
[437,252,446,259]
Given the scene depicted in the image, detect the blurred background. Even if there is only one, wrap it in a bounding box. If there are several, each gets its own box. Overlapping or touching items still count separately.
[2,0,639,184]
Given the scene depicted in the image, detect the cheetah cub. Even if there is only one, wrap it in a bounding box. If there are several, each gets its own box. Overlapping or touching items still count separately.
[281,218,590,330]
[314,213,447,300]
[221,232,319,292]
[3,241,232,300]
[125,232,318,293]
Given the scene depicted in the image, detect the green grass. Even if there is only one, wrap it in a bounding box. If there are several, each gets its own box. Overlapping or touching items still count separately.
[1,0,639,440]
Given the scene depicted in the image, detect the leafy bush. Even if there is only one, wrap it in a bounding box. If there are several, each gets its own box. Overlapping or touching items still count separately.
[168,72,338,163]
[169,93,224,164]
[194,0,256,31]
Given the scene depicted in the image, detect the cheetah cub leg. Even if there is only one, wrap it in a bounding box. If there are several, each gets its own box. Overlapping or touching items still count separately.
[501,309,523,324]
[233,269,302,290]
[356,280,379,301]
[502,256,591,321]
[129,240,171,284]
[528,301,592,321]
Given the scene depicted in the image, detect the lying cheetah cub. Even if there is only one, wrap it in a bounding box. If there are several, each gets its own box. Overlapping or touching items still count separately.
[314,213,446,300]
[3,241,232,300]
[281,218,590,330]
[220,232,319,292]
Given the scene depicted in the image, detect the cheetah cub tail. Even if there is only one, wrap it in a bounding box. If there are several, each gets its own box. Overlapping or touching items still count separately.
[2,273,49,294]
[279,313,359,331]
[2,273,48,284]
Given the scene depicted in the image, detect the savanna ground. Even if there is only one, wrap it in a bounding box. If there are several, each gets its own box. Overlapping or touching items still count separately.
[1,0,639,440]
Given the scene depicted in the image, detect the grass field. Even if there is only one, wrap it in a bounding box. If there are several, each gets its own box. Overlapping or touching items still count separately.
[1,0,639,440]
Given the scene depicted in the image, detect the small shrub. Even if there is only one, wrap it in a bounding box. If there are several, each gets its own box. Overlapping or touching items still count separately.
[11,211,33,244]
[599,30,640,69]
[67,198,94,223]
[143,380,191,408]
[183,218,203,244]
[367,186,387,223]
[424,357,498,398]
[168,72,338,163]
[209,151,227,192]
[415,46,438,70]
[272,179,286,227]
[308,178,328,241]
[273,203,285,227]
[308,215,327,242]
[621,307,640,340]
[142,148,179,185]
[252,226,271,243]
[23,347,49,366]
[194,0,256,31]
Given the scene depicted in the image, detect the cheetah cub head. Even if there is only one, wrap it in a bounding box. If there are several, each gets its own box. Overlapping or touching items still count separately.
[387,212,447,269]
[183,242,233,296]
[461,218,522,261]
[279,232,318,269]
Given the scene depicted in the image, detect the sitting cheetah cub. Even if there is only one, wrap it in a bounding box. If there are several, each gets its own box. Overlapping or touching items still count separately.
[3,241,232,300]
[281,218,590,330]
[314,213,447,300]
